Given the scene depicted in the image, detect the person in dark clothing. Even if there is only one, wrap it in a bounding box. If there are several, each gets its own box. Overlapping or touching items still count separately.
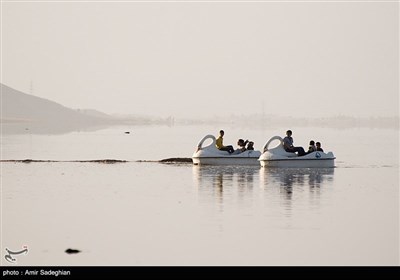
[307,140,316,153]
[237,139,248,152]
[316,142,324,152]
[282,130,306,156]
[246,141,254,150]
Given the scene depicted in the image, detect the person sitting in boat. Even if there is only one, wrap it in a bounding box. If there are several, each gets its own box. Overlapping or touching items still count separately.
[216,130,234,154]
[246,141,254,150]
[283,130,306,156]
[307,140,316,154]
[238,139,248,152]
[316,142,324,152]
[232,139,248,154]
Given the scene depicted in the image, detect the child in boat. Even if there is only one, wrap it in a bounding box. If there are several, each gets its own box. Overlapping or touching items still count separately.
[238,139,248,152]
[307,140,316,153]
[316,142,324,152]
[246,141,254,150]
[233,139,248,154]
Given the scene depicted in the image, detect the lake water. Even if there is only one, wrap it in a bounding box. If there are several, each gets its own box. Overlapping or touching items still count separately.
[1,124,399,265]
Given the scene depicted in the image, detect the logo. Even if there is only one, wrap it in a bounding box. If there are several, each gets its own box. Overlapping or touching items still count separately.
[315,152,321,159]
[4,246,28,264]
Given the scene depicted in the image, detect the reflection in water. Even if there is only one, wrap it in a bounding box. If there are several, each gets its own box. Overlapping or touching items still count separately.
[260,168,335,217]
[260,168,335,189]
[193,165,335,220]
[192,165,260,207]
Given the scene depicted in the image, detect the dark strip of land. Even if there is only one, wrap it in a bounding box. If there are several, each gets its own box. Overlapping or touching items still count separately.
[159,158,193,163]
[0,159,128,164]
[1,158,193,164]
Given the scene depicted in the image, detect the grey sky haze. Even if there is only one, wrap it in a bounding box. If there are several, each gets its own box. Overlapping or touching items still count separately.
[2,1,399,118]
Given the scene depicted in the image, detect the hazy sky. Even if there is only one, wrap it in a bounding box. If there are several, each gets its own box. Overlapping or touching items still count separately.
[2,1,399,118]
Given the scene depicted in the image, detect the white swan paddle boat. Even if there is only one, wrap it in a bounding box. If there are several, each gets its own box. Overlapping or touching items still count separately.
[192,135,262,165]
[258,136,335,168]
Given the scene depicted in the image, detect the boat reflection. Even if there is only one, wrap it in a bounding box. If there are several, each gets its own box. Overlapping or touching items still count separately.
[260,168,335,202]
[260,168,335,188]
[192,165,260,205]
[259,168,335,216]
[192,165,335,215]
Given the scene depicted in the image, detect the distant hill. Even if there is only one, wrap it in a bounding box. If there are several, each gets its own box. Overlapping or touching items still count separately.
[0,84,175,134]
[0,84,112,125]
[77,109,113,119]
[0,84,117,134]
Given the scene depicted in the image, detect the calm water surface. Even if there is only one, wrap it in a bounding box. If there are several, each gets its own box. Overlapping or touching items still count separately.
[1,125,398,265]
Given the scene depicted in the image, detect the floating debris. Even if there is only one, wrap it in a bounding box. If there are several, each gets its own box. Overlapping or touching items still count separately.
[65,248,81,254]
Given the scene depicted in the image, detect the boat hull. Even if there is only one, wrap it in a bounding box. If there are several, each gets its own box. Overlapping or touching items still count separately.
[259,158,335,168]
[193,156,260,166]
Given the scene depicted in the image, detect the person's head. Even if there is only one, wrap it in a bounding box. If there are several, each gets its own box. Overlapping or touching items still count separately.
[237,139,245,146]
[219,130,224,137]
[316,142,321,147]
[309,140,315,146]
[286,130,292,136]
[247,141,254,147]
